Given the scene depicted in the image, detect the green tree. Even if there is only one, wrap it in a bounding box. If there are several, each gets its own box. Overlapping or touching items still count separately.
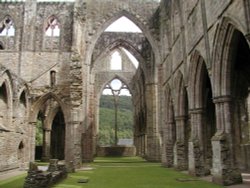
[36,119,43,146]
[98,95,133,146]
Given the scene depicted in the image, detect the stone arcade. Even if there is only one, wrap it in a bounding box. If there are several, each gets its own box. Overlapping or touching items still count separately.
[0,0,250,186]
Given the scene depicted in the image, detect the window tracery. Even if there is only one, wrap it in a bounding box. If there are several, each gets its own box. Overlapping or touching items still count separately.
[45,17,60,37]
[0,16,15,37]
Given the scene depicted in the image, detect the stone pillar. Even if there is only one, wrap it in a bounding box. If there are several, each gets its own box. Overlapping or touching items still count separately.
[142,134,146,157]
[137,134,142,156]
[174,116,188,170]
[20,0,37,79]
[145,83,161,161]
[211,97,242,185]
[29,122,37,162]
[244,0,250,33]
[188,108,207,176]
[65,119,82,170]
[42,128,51,162]
[164,121,175,167]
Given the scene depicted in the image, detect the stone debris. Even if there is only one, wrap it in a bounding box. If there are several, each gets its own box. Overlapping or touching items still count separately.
[23,160,67,188]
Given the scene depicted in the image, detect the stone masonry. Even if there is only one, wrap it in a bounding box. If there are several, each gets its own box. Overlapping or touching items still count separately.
[0,0,250,186]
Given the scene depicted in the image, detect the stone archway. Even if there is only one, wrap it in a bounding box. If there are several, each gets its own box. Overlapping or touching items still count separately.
[188,50,215,176]
[29,93,69,162]
[173,71,189,170]
[211,17,250,185]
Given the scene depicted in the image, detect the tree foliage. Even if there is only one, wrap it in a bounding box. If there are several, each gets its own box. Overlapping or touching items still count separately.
[98,95,133,146]
[36,119,43,146]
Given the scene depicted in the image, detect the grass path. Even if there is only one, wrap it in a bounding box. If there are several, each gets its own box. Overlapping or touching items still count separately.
[54,157,223,188]
[0,157,223,188]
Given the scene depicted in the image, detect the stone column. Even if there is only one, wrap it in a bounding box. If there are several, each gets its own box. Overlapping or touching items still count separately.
[20,0,37,79]
[142,134,146,157]
[174,116,188,170]
[145,83,160,161]
[65,119,82,169]
[244,0,250,33]
[211,96,242,185]
[188,108,206,176]
[42,128,51,162]
[245,88,250,170]
[164,120,175,167]
[29,122,37,162]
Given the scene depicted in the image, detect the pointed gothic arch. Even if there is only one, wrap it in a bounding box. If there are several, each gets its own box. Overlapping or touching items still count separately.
[0,71,13,110]
[92,39,145,73]
[174,71,188,117]
[189,50,210,109]
[29,92,68,123]
[87,10,160,68]
[211,17,250,182]
[188,50,215,176]
[212,16,248,97]
[173,71,189,170]
[44,15,60,37]
[0,15,15,37]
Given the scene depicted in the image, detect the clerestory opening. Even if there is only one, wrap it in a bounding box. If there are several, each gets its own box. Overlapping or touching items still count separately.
[105,16,142,33]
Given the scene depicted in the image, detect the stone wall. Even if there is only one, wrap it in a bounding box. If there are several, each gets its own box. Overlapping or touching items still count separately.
[96,146,136,157]
[0,0,249,186]
[158,0,250,185]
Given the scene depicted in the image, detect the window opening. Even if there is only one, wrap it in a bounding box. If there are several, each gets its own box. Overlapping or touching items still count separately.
[0,42,4,50]
[110,51,122,70]
[20,91,26,107]
[0,17,15,36]
[105,16,142,33]
[18,141,24,150]
[0,83,8,104]
[102,79,132,145]
[45,17,60,37]
[50,71,56,87]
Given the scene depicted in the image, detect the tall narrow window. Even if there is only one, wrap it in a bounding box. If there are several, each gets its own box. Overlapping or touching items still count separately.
[0,16,15,37]
[50,71,56,87]
[0,42,3,50]
[45,17,60,37]
[110,51,122,70]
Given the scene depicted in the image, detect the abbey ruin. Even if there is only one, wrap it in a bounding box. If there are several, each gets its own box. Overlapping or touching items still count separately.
[0,0,250,186]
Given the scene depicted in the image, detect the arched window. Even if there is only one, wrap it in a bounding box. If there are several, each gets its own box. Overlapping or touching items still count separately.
[45,17,60,37]
[0,16,15,37]
[20,91,27,108]
[50,70,56,87]
[110,51,122,70]
[18,141,24,161]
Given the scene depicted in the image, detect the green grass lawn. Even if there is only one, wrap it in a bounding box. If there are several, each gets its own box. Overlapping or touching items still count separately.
[0,157,223,188]
[54,157,223,188]
[0,174,26,188]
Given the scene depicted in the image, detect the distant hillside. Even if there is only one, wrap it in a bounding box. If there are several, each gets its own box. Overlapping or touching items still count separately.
[98,95,133,146]
[100,95,133,111]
